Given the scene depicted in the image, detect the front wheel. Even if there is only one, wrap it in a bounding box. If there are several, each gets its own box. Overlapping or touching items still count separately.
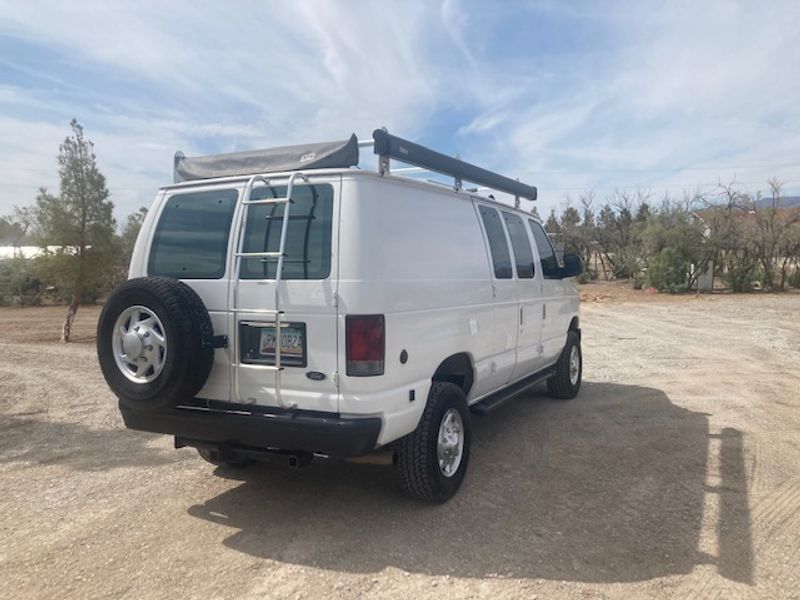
[396,382,471,503]
[547,331,582,399]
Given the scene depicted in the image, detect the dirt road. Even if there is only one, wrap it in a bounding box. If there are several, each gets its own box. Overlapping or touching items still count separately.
[1,289,799,599]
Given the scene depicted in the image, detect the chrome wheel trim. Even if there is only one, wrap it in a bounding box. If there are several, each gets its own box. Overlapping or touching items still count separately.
[569,345,580,386]
[111,305,167,384]
[437,408,465,478]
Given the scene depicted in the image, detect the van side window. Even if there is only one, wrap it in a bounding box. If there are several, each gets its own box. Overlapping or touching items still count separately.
[502,212,535,278]
[528,219,561,278]
[149,189,238,279]
[478,205,513,279]
[240,183,333,280]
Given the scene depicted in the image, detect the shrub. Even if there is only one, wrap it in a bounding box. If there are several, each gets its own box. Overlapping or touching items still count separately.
[0,258,42,306]
[645,247,693,293]
[787,266,800,289]
[721,254,764,292]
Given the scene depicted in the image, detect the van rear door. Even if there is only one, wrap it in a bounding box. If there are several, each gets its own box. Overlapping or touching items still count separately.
[145,187,239,403]
[229,176,340,413]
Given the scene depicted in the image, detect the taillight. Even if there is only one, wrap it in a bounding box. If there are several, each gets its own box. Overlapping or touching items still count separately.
[346,315,385,376]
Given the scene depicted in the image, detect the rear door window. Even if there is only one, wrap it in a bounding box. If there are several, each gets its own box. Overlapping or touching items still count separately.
[478,205,512,279]
[148,189,238,279]
[502,211,535,278]
[528,219,561,278]
[240,183,334,280]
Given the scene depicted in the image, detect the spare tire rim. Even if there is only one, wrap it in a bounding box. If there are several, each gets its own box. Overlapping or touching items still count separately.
[112,305,167,384]
[437,408,464,478]
[569,345,580,386]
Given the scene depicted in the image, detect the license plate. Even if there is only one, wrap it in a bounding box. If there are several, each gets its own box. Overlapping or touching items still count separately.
[239,321,306,367]
[260,326,304,357]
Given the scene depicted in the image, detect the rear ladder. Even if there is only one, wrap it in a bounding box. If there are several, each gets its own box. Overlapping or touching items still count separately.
[231,171,309,409]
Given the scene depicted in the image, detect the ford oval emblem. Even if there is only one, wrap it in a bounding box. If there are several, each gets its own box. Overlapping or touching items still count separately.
[306,371,326,381]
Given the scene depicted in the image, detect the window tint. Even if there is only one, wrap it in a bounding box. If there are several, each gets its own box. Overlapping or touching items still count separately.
[502,211,535,278]
[479,205,512,279]
[149,189,237,279]
[528,219,561,278]
[240,183,333,280]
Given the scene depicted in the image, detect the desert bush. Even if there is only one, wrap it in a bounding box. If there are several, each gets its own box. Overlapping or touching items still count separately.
[721,254,764,292]
[0,258,42,306]
[787,266,800,289]
[645,247,694,293]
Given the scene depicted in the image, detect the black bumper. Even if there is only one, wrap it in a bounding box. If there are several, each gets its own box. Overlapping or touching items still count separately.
[119,401,382,457]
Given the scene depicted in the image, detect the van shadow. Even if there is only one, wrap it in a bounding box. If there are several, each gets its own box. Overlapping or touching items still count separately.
[186,382,753,583]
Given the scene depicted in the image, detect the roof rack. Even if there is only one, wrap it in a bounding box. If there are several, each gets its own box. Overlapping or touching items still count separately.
[370,128,537,202]
[168,127,537,202]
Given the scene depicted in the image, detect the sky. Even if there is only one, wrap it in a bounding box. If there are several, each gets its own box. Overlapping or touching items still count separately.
[0,0,799,222]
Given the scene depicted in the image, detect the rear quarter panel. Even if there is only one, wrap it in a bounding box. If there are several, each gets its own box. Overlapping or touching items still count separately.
[336,175,495,444]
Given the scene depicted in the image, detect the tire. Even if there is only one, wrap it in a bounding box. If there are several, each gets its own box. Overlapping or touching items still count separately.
[97,277,215,411]
[197,448,255,468]
[396,382,471,503]
[547,331,582,399]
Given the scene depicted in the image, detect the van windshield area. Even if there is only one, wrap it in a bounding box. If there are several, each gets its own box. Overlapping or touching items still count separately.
[240,183,334,280]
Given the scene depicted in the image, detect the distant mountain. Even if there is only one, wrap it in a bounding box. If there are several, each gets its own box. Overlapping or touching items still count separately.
[755,196,800,209]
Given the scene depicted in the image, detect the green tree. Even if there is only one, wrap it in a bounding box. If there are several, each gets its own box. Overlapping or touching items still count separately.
[28,119,116,342]
[559,205,582,255]
[121,207,147,263]
[640,199,706,292]
[544,208,561,234]
[0,210,32,249]
[0,217,16,244]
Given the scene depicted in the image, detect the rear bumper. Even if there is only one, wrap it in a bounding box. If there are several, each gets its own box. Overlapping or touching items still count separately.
[119,401,382,457]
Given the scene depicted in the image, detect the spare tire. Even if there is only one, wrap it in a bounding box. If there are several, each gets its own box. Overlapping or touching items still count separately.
[97,276,215,411]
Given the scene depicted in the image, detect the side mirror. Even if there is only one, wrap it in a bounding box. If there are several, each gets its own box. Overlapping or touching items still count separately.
[561,253,582,278]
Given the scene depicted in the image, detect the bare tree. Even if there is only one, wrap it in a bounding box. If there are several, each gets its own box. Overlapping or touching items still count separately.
[751,179,800,290]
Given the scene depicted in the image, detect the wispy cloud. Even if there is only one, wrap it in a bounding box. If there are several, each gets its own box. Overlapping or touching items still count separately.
[0,0,798,219]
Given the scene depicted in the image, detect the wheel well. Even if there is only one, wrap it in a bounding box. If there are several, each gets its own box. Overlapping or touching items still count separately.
[432,353,474,397]
[569,316,581,339]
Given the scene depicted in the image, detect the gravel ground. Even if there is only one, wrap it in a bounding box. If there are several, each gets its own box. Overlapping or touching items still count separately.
[1,286,799,599]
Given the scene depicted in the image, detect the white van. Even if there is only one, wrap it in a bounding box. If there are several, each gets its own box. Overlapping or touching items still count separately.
[97,129,582,502]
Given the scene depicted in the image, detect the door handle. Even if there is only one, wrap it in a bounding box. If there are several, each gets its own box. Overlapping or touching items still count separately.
[520,307,524,325]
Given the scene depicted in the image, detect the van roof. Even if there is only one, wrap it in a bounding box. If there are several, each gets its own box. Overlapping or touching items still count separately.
[159,167,542,222]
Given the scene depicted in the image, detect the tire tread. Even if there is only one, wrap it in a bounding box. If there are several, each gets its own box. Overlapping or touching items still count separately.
[547,331,581,399]
[396,382,469,503]
[97,276,215,411]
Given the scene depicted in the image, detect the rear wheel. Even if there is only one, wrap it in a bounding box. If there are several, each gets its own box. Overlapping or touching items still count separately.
[547,331,582,399]
[396,382,471,503]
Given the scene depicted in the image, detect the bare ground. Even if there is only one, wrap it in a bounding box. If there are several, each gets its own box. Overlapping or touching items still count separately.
[1,286,799,599]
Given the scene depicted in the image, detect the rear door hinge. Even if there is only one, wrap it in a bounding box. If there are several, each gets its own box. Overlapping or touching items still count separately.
[332,371,340,389]
[333,290,339,309]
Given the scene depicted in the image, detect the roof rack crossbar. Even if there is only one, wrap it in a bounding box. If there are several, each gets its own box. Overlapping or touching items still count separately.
[372,128,537,201]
